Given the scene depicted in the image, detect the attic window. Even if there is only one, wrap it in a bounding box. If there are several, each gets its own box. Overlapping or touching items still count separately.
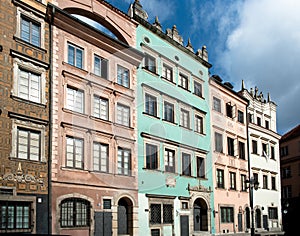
[144,36,150,43]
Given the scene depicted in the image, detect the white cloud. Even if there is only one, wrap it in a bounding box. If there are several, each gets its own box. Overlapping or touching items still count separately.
[218,0,300,134]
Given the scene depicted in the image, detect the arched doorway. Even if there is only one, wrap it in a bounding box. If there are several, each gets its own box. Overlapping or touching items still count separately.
[255,208,261,228]
[193,198,208,231]
[117,197,133,235]
[245,207,251,229]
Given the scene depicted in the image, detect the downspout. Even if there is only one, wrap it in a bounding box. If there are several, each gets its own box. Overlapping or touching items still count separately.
[245,100,255,236]
[47,5,55,234]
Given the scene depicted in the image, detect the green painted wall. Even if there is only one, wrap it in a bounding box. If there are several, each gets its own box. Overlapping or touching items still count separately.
[136,24,215,233]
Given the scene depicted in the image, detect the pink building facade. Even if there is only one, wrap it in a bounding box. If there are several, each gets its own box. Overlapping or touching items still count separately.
[47,2,143,235]
[210,76,250,235]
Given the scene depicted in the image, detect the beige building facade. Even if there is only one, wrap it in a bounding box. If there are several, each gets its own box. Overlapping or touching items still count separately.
[47,2,143,235]
[210,75,249,235]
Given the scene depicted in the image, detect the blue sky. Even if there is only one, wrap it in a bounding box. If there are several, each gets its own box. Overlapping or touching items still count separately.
[106,0,300,135]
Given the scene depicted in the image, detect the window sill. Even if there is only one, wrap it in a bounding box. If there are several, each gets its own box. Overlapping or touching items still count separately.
[193,92,205,99]
[142,67,160,77]
[161,76,176,85]
[62,61,88,74]
[9,156,46,164]
[61,167,86,173]
[11,94,46,108]
[62,108,88,118]
[178,85,191,92]
[179,125,192,131]
[114,123,134,130]
[90,72,108,81]
[142,112,160,119]
[195,131,206,136]
[60,226,90,230]
[89,115,111,124]
[14,36,47,53]
[162,119,177,125]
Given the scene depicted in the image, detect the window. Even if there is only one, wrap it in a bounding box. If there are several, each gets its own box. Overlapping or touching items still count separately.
[182,153,191,176]
[117,148,131,175]
[61,198,90,227]
[270,146,275,159]
[67,86,84,113]
[195,115,204,134]
[117,65,129,87]
[226,103,233,118]
[282,185,292,198]
[150,203,173,225]
[194,81,202,97]
[180,109,190,128]
[213,97,221,112]
[18,69,41,103]
[179,73,188,89]
[215,132,223,153]
[280,146,289,156]
[197,156,205,178]
[164,101,174,123]
[146,144,158,170]
[265,120,269,129]
[262,175,268,189]
[271,176,276,190]
[93,142,108,172]
[94,55,108,79]
[151,229,160,236]
[282,166,291,179]
[252,140,258,154]
[103,199,111,209]
[21,16,41,47]
[239,141,245,160]
[162,64,173,81]
[0,201,31,231]
[241,174,247,191]
[93,96,108,120]
[268,207,278,220]
[116,104,130,127]
[227,137,234,156]
[144,54,156,73]
[165,148,175,173]
[238,110,244,123]
[145,93,157,117]
[253,173,259,184]
[262,143,268,156]
[220,207,234,223]
[248,113,254,123]
[217,169,224,188]
[230,172,236,190]
[257,117,261,126]
[66,136,84,169]
[68,43,83,69]
[17,127,40,161]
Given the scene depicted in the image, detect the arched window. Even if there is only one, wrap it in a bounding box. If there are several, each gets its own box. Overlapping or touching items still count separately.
[255,209,262,228]
[60,198,90,227]
[245,207,250,229]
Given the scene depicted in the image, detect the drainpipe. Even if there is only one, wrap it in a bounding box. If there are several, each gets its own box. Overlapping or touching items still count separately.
[246,102,255,236]
[47,5,55,234]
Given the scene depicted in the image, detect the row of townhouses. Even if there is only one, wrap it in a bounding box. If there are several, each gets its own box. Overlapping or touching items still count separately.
[0,0,284,235]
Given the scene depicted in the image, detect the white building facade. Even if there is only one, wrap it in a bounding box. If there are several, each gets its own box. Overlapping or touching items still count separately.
[239,83,284,235]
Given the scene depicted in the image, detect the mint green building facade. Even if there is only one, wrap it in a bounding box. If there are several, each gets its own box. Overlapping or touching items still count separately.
[131,2,215,235]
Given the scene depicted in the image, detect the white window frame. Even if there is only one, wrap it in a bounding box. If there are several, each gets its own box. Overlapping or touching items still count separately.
[66,136,84,169]
[180,108,190,129]
[12,58,46,105]
[117,65,130,88]
[67,42,84,69]
[193,78,204,98]
[94,54,108,79]
[213,96,221,113]
[162,63,173,82]
[163,144,177,173]
[66,86,84,113]
[93,142,109,173]
[143,87,160,118]
[116,103,130,127]
[117,147,131,176]
[145,140,160,170]
[178,73,189,90]
[15,7,45,48]
[194,111,205,134]
[93,95,109,120]
[181,149,193,177]
[196,153,206,178]
[10,119,46,162]
[163,96,176,124]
